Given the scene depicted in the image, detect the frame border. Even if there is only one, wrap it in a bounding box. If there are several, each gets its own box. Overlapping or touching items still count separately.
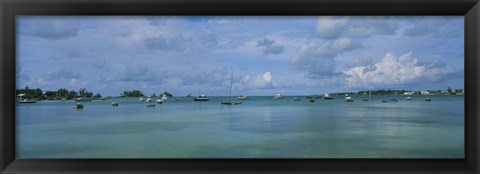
[1,0,479,173]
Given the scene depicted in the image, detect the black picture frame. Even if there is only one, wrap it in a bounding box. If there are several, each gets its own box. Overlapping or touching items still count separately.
[1,0,479,173]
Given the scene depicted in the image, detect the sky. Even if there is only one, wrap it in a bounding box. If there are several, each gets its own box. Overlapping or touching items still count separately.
[16,16,464,96]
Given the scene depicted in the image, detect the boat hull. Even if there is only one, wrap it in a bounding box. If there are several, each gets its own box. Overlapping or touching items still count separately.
[221,101,242,105]
[193,98,210,101]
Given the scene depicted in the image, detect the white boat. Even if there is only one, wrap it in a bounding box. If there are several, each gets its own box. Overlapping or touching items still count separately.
[323,93,334,100]
[75,97,92,102]
[292,97,302,101]
[146,97,152,103]
[194,94,210,101]
[345,96,354,102]
[139,97,145,102]
[161,94,168,100]
[237,95,248,100]
[156,99,163,104]
[406,97,412,100]
[273,93,283,100]
[73,102,84,109]
[19,99,37,103]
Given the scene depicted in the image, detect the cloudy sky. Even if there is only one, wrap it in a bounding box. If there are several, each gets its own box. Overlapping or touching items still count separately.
[16,16,464,96]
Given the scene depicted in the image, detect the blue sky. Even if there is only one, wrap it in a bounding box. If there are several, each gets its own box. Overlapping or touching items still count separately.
[16,16,464,96]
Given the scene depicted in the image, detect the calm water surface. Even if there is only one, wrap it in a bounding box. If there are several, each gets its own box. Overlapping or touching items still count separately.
[16,95,464,158]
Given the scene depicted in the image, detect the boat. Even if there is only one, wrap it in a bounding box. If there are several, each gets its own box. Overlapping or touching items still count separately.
[194,94,210,101]
[139,97,145,102]
[323,93,334,100]
[146,104,156,107]
[237,95,248,100]
[362,90,371,101]
[61,98,67,101]
[156,99,163,104]
[101,97,107,101]
[345,94,354,102]
[309,99,315,102]
[382,98,398,103]
[75,97,92,102]
[73,102,84,109]
[19,99,37,103]
[76,97,92,102]
[146,97,152,103]
[273,93,283,100]
[406,97,412,100]
[425,98,431,101]
[111,102,119,106]
[161,94,168,100]
[292,97,302,101]
[221,73,242,105]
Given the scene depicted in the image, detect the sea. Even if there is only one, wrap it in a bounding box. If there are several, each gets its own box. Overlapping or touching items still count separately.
[16,95,464,158]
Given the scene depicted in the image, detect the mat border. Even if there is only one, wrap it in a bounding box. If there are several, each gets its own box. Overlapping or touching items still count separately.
[1,0,479,173]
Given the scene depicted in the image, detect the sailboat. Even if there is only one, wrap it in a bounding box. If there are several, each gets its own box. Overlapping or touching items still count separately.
[362,90,371,101]
[221,72,242,105]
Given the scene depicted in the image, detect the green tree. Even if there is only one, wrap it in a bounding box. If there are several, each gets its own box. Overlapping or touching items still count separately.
[447,87,453,94]
[122,90,144,97]
[162,91,173,97]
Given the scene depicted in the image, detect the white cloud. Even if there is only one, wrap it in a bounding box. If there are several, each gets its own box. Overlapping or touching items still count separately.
[343,52,456,88]
[241,72,274,89]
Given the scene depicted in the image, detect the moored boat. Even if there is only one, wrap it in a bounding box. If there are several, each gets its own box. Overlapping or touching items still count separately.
[221,72,242,105]
[75,97,92,102]
[194,94,210,101]
[19,99,37,103]
[111,102,119,106]
[425,98,431,101]
[345,97,354,102]
[292,98,302,101]
[237,95,248,100]
[273,93,283,100]
[323,93,334,100]
[382,98,398,103]
[157,99,163,104]
[73,102,84,109]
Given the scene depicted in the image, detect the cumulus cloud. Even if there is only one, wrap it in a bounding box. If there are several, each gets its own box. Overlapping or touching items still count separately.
[291,37,362,77]
[343,52,457,88]
[256,38,285,55]
[241,72,275,89]
[47,69,81,80]
[18,17,79,39]
[316,16,398,39]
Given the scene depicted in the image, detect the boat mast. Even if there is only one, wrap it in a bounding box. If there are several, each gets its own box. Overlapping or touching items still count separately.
[229,72,233,101]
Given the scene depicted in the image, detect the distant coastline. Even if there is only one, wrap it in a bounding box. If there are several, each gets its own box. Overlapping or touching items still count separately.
[15,85,464,101]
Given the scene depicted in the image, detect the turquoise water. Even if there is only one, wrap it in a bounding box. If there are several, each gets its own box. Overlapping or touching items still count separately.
[16,95,464,158]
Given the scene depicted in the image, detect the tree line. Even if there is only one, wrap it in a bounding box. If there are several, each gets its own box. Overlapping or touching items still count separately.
[16,85,101,100]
